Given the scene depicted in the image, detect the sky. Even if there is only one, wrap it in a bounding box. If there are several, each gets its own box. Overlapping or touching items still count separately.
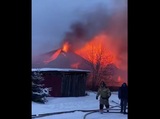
[32,0,127,57]
[32,91,128,119]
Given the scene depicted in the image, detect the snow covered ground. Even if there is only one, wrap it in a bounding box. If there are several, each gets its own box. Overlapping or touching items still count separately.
[32,91,128,119]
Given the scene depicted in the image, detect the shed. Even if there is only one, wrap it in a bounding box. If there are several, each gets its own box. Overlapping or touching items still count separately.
[32,68,90,97]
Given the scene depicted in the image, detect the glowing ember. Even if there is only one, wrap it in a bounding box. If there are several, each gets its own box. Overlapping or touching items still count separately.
[62,42,70,52]
[43,49,61,64]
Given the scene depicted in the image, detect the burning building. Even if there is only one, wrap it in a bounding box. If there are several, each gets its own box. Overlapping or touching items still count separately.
[32,2,128,86]
[32,34,126,89]
[32,41,92,70]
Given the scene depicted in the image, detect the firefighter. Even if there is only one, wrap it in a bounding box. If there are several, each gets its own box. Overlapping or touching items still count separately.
[96,81,111,114]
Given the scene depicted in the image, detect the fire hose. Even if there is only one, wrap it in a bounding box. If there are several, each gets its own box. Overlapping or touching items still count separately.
[32,105,121,118]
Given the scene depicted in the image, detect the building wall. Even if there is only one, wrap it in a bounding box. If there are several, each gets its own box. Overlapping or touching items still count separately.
[61,73,87,97]
[33,71,89,97]
[42,72,62,97]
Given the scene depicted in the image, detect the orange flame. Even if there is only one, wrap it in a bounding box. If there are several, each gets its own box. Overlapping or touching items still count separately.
[43,49,61,64]
[75,33,128,72]
[43,42,70,64]
[75,34,116,67]
[62,42,70,52]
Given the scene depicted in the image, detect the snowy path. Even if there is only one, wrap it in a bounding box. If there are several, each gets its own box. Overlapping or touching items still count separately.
[32,91,127,119]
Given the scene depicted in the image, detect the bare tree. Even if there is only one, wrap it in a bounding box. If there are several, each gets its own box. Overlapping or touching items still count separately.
[103,64,119,86]
[82,43,116,90]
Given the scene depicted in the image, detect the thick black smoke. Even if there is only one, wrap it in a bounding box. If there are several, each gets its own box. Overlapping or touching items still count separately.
[60,1,127,55]
[60,1,127,83]
[61,6,111,51]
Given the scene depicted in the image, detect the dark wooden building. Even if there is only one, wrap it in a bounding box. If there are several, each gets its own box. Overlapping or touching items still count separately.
[32,68,90,97]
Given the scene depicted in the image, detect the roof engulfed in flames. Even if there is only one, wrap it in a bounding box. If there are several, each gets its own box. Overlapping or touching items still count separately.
[33,33,127,84]
[44,42,70,64]
[43,33,126,71]
[44,49,62,64]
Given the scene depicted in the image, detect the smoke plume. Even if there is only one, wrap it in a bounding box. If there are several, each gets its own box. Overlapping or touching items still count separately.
[61,1,127,69]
